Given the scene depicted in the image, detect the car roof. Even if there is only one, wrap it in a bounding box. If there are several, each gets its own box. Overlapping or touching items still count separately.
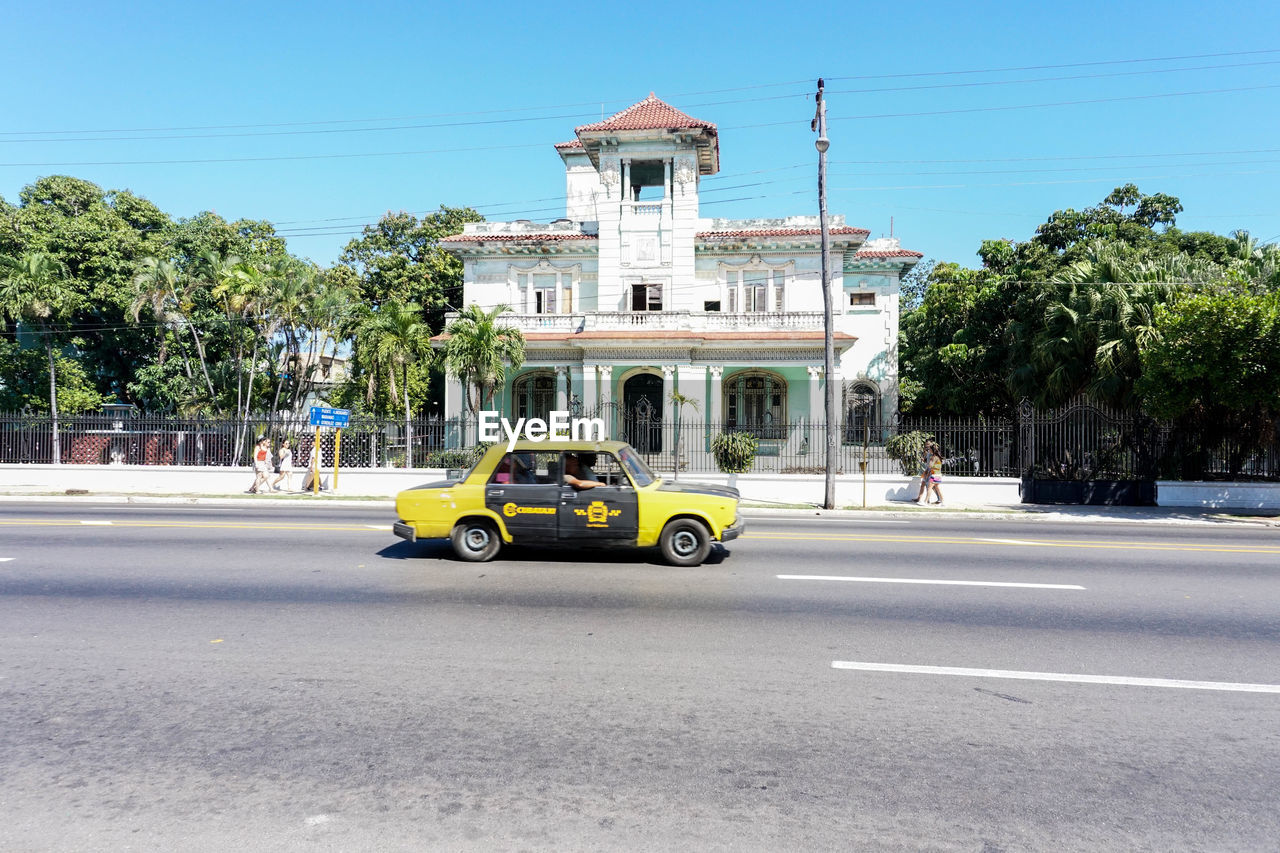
[490,440,630,453]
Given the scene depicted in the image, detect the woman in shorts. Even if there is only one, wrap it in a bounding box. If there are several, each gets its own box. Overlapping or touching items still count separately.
[271,438,294,492]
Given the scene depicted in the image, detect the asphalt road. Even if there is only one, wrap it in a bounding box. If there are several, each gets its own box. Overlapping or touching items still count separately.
[2,502,1278,852]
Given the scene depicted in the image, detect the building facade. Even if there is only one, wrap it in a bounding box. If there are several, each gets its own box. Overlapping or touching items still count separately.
[437,93,920,451]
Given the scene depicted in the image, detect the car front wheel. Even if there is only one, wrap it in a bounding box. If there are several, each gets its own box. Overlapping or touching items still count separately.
[451,519,501,562]
[659,518,711,567]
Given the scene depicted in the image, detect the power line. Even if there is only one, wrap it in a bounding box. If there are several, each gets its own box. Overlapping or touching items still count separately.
[6,47,1276,138]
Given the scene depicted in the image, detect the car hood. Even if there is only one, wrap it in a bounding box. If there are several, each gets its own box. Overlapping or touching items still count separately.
[408,479,457,491]
[654,480,740,500]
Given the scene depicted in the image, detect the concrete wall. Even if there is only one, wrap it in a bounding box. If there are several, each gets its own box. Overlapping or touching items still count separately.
[0,463,1019,507]
[10,464,1275,509]
[1155,480,1280,509]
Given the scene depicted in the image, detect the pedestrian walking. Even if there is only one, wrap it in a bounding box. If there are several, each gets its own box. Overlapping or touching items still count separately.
[248,437,273,494]
[924,442,945,506]
[912,443,932,504]
[270,439,294,492]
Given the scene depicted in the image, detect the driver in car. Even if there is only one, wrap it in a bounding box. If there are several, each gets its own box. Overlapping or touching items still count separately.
[563,452,605,490]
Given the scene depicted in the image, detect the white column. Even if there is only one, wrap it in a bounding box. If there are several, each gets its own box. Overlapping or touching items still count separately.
[597,365,615,437]
[807,366,823,427]
[555,366,568,412]
[708,366,723,428]
[661,365,674,421]
[597,365,613,410]
[582,365,599,414]
[446,375,464,420]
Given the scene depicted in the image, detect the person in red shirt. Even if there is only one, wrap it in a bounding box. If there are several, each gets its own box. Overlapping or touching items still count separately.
[248,437,273,494]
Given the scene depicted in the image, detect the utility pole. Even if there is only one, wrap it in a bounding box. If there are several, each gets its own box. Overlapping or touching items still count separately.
[812,78,836,509]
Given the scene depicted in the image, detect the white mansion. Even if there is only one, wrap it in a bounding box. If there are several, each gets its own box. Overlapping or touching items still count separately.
[437,93,920,445]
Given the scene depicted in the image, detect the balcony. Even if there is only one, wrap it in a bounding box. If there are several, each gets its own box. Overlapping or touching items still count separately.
[445,311,827,335]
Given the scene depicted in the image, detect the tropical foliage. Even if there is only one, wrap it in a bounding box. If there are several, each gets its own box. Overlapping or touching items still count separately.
[441,305,526,414]
[0,176,484,428]
[901,184,1280,429]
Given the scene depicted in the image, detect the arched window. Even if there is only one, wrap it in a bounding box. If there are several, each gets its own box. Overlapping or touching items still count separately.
[513,373,556,422]
[724,372,787,439]
[843,381,882,443]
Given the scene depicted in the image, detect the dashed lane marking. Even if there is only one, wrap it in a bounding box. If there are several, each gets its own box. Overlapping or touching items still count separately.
[831,661,1280,694]
[779,574,1085,590]
[0,520,385,532]
[747,531,1280,555]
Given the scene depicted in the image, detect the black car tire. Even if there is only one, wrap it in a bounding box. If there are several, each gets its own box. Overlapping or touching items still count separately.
[659,518,711,567]
[451,519,501,562]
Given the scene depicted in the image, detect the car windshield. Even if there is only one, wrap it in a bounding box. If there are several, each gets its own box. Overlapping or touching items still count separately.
[617,447,656,487]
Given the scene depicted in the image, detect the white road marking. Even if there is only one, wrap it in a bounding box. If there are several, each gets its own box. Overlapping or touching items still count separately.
[365,524,392,530]
[977,538,1044,546]
[304,815,331,826]
[767,517,911,524]
[831,661,1280,694]
[79,520,113,525]
[0,557,13,562]
[779,574,1084,590]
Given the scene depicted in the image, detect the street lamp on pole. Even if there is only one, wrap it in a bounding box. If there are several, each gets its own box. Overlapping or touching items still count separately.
[812,78,836,509]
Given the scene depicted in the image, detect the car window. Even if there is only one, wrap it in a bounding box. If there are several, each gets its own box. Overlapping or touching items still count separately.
[488,452,560,485]
[617,447,655,487]
[571,452,631,488]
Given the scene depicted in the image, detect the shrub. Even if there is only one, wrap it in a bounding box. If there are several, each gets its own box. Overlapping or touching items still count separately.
[426,445,487,469]
[711,431,758,473]
[885,430,933,476]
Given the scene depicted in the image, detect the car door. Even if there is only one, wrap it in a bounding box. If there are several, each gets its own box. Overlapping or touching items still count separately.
[557,451,639,543]
[485,452,559,542]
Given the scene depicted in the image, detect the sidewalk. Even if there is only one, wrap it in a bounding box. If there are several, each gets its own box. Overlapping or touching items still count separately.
[2,489,1276,527]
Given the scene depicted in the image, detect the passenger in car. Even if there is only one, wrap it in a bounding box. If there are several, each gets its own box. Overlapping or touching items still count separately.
[563,452,605,490]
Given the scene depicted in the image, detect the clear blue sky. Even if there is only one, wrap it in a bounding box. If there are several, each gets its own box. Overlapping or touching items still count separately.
[4,0,1279,268]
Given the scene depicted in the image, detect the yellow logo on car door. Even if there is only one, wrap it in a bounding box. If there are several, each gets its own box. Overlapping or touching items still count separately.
[574,500,621,528]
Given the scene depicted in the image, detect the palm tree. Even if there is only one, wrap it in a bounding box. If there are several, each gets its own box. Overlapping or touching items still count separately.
[0,252,72,463]
[357,301,434,467]
[441,305,526,416]
[130,256,218,404]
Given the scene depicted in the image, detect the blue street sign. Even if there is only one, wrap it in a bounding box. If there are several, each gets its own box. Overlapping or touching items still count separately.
[309,406,350,428]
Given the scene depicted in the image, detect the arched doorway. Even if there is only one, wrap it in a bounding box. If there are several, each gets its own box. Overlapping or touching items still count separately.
[622,372,664,453]
[843,381,881,443]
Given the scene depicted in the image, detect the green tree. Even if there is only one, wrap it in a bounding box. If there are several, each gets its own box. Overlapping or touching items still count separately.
[1138,288,1280,477]
[898,263,1013,415]
[0,338,103,414]
[0,252,76,462]
[441,304,525,415]
[338,207,483,329]
[2,177,169,402]
[356,302,435,467]
[130,256,219,407]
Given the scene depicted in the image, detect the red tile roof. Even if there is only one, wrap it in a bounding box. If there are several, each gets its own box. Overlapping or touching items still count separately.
[554,140,583,150]
[853,249,924,258]
[576,93,717,134]
[439,232,597,243]
[697,226,870,240]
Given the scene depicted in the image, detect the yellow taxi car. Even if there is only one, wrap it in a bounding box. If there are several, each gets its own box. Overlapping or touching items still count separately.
[392,440,743,566]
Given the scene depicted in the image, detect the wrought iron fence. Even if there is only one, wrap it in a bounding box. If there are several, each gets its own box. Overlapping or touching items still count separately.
[2,400,1277,480]
[0,410,472,469]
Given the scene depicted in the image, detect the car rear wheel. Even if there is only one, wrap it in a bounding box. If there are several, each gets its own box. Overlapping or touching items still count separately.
[659,518,711,567]
[451,519,501,562]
